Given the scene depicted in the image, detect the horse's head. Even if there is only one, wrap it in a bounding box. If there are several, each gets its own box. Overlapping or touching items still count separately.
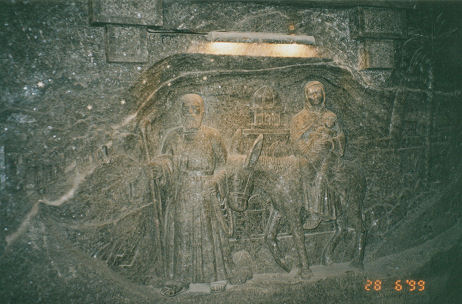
[224,134,263,212]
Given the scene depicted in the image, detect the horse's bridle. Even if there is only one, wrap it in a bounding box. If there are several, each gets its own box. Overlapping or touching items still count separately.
[226,170,254,212]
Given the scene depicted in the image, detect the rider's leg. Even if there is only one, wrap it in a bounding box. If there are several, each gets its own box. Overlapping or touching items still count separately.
[287,212,312,278]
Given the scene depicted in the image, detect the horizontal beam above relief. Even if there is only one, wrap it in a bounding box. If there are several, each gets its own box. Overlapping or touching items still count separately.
[207,32,315,45]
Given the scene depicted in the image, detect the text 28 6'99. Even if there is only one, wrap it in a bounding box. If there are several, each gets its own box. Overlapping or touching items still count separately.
[364,280,425,292]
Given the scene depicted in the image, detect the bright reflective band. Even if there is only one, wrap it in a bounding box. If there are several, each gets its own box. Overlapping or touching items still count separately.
[188,42,318,58]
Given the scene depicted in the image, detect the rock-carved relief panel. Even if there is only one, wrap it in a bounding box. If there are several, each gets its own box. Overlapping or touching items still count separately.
[41,55,394,296]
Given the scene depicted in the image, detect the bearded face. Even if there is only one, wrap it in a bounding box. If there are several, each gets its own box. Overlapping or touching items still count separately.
[181,97,204,130]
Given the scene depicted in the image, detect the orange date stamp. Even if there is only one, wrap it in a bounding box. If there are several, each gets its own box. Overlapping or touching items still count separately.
[364,279,426,292]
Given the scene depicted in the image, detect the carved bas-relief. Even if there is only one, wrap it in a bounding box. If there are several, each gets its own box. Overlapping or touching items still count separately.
[1,0,459,295]
[226,84,367,279]
[139,80,369,296]
[42,55,378,300]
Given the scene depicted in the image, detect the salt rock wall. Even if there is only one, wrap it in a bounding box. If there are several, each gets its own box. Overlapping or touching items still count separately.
[1,1,461,303]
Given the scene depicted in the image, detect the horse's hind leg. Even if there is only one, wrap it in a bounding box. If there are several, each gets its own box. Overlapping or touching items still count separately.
[264,207,291,272]
[348,172,367,269]
[350,225,366,269]
[350,204,366,269]
[321,214,344,266]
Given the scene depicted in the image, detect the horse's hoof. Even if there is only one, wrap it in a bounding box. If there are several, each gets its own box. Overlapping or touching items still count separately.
[278,255,293,273]
[161,286,185,297]
[160,281,188,297]
[321,255,333,266]
[297,267,313,279]
[303,216,322,230]
[229,269,252,285]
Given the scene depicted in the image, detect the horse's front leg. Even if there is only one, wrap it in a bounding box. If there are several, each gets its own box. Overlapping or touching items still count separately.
[264,207,291,272]
[286,208,312,279]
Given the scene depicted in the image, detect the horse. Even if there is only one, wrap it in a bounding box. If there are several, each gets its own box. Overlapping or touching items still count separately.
[319,159,367,268]
[211,135,312,278]
[212,135,367,279]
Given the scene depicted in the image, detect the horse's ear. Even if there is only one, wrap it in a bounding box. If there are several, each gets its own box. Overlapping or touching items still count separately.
[244,134,263,169]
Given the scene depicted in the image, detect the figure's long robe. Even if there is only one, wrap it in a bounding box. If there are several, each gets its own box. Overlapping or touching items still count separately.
[290,107,345,220]
[156,125,230,283]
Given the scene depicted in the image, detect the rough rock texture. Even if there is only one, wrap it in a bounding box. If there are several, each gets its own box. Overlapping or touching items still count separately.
[1,0,461,303]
